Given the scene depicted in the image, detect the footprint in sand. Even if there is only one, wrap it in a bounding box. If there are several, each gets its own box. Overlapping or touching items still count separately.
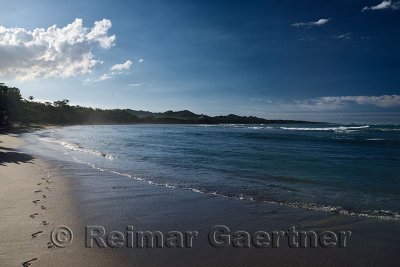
[47,241,56,249]
[32,231,43,238]
[30,213,38,218]
[40,206,47,210]
[22,258,38,267]
[42,195,47,199]
[34,190,42,193]
[32,200,40,204]
[37,183,42,186]
[42,221,49,226]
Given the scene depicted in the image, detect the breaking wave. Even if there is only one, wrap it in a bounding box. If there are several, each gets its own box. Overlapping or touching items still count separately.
[280,125,370,131]
[75,157,400,222]
[39,137,117,159]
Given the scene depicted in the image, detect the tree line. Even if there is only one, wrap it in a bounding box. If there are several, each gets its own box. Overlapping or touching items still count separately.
[1,83,316,126]
[0,83,140,125]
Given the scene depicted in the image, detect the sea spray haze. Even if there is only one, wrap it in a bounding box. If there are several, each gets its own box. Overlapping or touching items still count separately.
[24,124,400,221]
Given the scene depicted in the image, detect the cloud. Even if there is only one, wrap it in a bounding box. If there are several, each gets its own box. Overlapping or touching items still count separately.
[298,37,316,42]
[294,95,400,111]
[86,59,132,83]
[98,73,112,81]
[111,60,132,71]
[362,1,400,11]
[292,18,331,28]
[0,18,116,80]
[334,33,351,39]
[84,72,114,83]
[138,58,144,63]
[128,83,142,87]
[24,98,53,104]
[250,98,272,103]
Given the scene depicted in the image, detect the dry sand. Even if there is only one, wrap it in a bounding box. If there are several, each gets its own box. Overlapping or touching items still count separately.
[0,133,126,266]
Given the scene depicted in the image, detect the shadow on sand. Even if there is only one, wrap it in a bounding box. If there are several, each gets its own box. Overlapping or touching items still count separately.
[0,125,41,166]
[0,147,34,166]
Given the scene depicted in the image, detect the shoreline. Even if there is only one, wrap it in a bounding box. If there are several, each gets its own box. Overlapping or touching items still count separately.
[1,131,400,266]
[0,133,127,266]
[0,121,319,135]
[20,124,399,223]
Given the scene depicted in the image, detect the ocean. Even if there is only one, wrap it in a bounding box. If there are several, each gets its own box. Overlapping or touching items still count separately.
[22,123,400,221]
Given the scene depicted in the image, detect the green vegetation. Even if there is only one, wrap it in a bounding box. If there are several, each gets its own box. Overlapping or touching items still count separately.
[0,83,317,126]
[1,83,140,125]
[0,83,22,125]
[126,110,310,124]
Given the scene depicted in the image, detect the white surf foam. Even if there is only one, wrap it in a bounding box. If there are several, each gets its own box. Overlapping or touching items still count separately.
[39,137,117,159]
[280,125,370,132]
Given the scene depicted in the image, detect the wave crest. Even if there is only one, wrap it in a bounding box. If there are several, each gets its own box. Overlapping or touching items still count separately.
[280,125,370,131]
[39,137,117,159]
[83,162,400,222]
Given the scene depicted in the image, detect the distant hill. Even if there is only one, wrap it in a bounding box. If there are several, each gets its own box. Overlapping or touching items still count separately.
[0,83,320,126]
[125,109,318,124]
[125,110,158,118]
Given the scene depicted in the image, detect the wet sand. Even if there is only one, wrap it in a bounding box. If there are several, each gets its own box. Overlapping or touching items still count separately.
[62,158,400,267]
[1,131,400,266]
[0,133,125,266]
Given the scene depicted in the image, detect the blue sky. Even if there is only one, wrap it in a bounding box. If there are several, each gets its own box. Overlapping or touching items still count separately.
[0,0,399,123]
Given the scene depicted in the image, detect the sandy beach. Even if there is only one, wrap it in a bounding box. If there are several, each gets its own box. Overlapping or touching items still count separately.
[1,129,400,266]
[0,132,126,266]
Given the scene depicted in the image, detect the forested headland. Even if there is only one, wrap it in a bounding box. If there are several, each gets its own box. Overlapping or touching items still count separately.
[0,83,317,126]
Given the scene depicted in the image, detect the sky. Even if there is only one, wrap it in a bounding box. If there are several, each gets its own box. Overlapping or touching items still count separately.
[0,0,399,123]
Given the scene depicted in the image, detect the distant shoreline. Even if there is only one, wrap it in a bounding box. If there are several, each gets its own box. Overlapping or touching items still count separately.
[0,120,322,133]
[1,83,323,126]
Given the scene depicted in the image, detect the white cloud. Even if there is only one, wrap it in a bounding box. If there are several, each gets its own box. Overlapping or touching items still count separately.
[292,18,331,28]
[0,18,116,80]
[250,98,272,103]
[334,33,351,39]
[88,59,132,83]
[294,95,400,111]
[86,59,132,83]
[24,98,53,104]
[298,36,316,42]
[138,58,144,63]
[110,60,132,71]
[84,72,113,83]
[128,83,142,87]
[362,1,400,11]
[98,73,112,81]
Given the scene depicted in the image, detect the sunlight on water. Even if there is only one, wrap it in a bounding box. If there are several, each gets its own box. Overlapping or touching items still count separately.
[28,124,400,221]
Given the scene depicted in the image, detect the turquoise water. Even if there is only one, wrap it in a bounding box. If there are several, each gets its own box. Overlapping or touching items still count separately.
[28,124,400,221]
